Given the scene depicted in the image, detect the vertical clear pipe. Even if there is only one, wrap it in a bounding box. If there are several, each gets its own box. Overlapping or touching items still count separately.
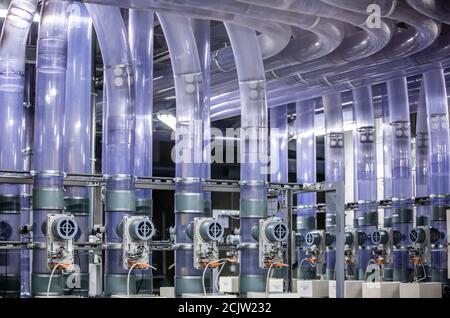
[63,2,92,296]
[0,0,37,298]
[129,9,154,295]
[20,62,34,298]
[381,88,394,281]
[387,77,414,282]
[296,99,316,280]
[224,23,268,295]
[85,4,136,296]
[157,13,205,297]
[192,20,211,217]
[415,84,430,224]
[422,66,450,283]
[415,83,431,281]
[270,105,288,185]
[323,93,344,280]
[32,0,70,296]
[353,86,378,280]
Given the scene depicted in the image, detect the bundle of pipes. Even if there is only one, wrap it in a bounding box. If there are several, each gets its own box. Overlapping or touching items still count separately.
[0,0,449,298]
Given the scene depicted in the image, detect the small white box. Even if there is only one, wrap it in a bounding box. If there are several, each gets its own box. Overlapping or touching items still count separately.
[329,280,363,298]
[400,283,442,298]
[160,286,175,298]
[268,278,284,293]
[219,276,239,293]
[362,282,399,298]
[247,292,301,298]
[182,293,237,298]
[297,280,329,298]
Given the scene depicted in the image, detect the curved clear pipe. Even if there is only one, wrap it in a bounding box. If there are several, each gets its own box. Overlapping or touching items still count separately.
[422,66,450,282]
[296,99,316,279]
[0,0,37,298]
[88,0,291,61]
[32,0,70,296]
[63,2,92,296]
[209,34,450,121]
[353,86,378,280]
[323,93,344,280]
[223,22,268,295]
[156,12,205,297]
[387,77,414,282]
[129,9,154,294]
[85,3,136,296]
[406,0,450,25]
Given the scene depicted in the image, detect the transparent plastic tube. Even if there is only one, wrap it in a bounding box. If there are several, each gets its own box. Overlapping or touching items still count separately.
[86,0,293,61]
[406,0,450,25]
[422,66,449,282]
[157,12,205,296]
[85,3,136,295]
[353,86,378,280]
[415,85,430,225]
[129,9,154,294]
[0,0,37,297]
[224,22,268,294]
[209,34,450,121]
[32,0,70,296]
[192,19,211,216]
[63,2,92,296]
[296,99,316,279]
[270,105,288,185]
[323,93,344,280]
[387,77,413,282]
[20,63,34,297]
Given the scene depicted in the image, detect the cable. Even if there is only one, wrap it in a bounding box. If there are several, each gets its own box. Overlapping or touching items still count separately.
[127,262,140,297]
[265,262,276,297]
[202,259,226,296]
[265,263,288,296]
[127,263,156,297]
[417,262,428,282]
[214,259,228,292]
[47,263,71,297]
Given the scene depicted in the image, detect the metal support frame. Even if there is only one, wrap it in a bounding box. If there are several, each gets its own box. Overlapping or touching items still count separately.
[0,171,347,297]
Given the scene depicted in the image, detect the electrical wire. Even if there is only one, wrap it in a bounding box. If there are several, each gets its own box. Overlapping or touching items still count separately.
[127,262,140,297]
[202,259,226,296]
[127,263,156,297]
[265,263,288,296]
[214,259,228,292]
[47,263,72,297]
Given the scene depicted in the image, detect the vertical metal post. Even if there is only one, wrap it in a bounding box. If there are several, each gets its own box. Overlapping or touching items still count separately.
[285,188,293,292]
[333,182,345,298]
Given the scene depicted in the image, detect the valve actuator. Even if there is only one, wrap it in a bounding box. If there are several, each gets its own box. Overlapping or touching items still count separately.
[47,214,78,269]
[120,215,154,269]
[258,217,288,268]
[193,217,224,268]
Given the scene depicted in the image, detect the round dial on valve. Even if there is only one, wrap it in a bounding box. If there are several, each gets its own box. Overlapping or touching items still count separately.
[372,230,389,245]
[410,228,426,244]
[129,219,154,241]
[265,222,288,242]
[199,220,224,242]
[305,232,321,246]
[51,216,78,240]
